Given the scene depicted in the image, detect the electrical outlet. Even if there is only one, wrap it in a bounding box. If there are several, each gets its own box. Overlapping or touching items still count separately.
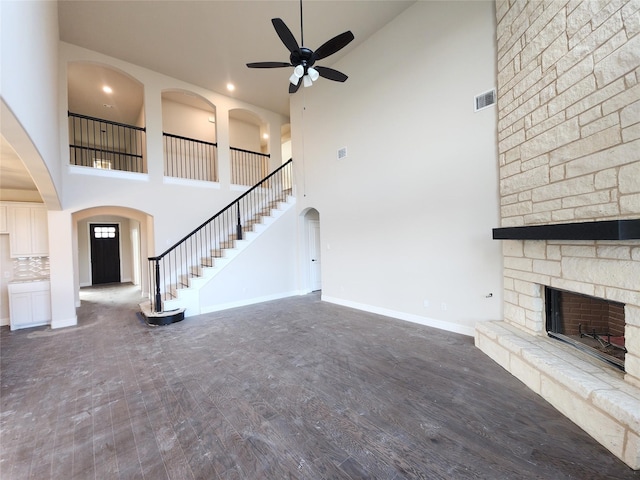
[423,299,430,308]
[441,302,447,311]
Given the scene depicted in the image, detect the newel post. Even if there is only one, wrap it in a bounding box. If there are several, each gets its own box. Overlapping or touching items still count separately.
[154,259,162,313]
[236,201,243,240]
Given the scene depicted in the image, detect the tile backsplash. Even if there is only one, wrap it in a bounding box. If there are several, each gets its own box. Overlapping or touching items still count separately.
[13,256,50,279]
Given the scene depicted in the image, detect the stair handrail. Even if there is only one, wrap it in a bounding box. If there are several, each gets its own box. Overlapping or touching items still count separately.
[148,159,293,312]
[149,158,292,261]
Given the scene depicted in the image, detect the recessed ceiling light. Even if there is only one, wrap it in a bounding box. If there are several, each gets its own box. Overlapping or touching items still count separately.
[263,133,269,139]
[102,85,113,94]
[226,83,235,92]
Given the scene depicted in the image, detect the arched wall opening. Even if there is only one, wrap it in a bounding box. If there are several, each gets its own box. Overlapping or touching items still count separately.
[229,109,271,186]
[67,62,147,173]
[161,89,218,182]
[0,100,60,208]
[72,206,154,306]
[67,62,145,126]
[229,108,269,153]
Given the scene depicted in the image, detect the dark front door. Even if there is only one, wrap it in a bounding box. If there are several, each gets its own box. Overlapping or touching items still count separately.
[90,224,121,285]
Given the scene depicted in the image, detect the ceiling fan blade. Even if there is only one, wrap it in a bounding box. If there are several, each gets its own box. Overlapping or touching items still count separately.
[315,66,348,82]
[246,62,291,68]
[272,18,299,53]
[313,31,354,61]
[289,80,302,94]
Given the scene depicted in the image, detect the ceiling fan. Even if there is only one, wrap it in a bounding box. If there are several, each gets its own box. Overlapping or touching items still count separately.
[246,0,354,94]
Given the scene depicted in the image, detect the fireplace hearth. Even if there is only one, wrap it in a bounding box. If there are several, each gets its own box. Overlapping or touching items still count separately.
[545,287,626,370]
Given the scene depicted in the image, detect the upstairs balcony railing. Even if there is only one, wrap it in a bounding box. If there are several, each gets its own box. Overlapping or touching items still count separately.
[147,159,293,313]
[230,146,270,186]
[163,132,218,182]
[68,112,146,173]
[69,112,270,184]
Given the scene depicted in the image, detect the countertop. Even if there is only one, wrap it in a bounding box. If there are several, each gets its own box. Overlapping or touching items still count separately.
[9,277,50,284]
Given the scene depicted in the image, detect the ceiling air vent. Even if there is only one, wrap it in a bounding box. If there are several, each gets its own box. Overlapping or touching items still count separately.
[474,89,496,112]
[337,146,348,160]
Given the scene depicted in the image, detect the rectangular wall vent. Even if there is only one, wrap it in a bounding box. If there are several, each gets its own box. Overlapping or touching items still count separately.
[337,147,348,160]
[474,89,496,112]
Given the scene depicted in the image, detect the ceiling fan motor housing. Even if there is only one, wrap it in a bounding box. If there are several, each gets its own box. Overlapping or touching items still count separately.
[290,47,315,72]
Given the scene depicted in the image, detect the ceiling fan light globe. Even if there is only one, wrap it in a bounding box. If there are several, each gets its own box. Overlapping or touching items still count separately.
[293,65,305,78]
[289,72,301,85]
[303,75,313,87]
[308,67,320,81]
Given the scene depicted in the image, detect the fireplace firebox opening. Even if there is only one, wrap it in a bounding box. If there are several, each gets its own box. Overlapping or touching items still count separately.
[545,287,626,371]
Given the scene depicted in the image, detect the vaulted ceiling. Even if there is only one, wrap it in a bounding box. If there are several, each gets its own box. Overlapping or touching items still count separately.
[57,0,415,117]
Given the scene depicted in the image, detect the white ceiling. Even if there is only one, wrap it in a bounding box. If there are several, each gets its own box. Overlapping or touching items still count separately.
[2,0,416,200]
[57,0,415,117]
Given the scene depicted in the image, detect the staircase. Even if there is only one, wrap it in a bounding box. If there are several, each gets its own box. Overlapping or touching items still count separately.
[141,160,294,325]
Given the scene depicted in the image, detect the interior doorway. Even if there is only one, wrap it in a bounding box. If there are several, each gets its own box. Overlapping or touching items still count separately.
[309,220,321,291]
[73,207,152,309]
[302,208,321,293]
[90,223,121,285]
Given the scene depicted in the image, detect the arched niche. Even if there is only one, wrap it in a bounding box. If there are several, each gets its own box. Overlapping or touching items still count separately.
[161,90,218,181]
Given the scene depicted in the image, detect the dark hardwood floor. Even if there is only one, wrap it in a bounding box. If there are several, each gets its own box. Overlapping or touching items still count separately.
[1,284,638,479]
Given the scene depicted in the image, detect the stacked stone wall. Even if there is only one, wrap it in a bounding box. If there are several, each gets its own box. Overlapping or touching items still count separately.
[495,0,640,384]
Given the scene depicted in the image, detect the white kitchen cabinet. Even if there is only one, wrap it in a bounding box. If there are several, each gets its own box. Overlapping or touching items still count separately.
[8,280,51,330]
[8,204,49,257]
[0,204,8,233]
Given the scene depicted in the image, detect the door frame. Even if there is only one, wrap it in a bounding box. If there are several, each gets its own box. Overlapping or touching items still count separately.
[88,221,123,286]
[309,219,321,291]
[300,208,321,294]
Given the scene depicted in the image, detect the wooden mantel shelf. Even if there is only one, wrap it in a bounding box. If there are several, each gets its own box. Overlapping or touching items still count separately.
[492,219,640,241]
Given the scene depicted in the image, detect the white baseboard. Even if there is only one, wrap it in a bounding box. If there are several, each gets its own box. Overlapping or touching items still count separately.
[0,317,9,327]
[321,295,475,337]
[200,290,300,314]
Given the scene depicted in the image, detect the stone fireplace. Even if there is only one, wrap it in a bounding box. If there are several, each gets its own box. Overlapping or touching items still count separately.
[475,0,640,470]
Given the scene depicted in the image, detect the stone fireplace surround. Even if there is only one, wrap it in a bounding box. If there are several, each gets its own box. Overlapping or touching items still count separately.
[475,236,640,469]
[481,0,640,469]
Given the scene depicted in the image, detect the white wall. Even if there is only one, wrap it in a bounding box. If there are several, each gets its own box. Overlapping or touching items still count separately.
[199,206,298,311]
[229,118,261,152]
[282,140,292,162]
[0,0,61,209]
[291,1,502,334]
[162,98,217,143]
